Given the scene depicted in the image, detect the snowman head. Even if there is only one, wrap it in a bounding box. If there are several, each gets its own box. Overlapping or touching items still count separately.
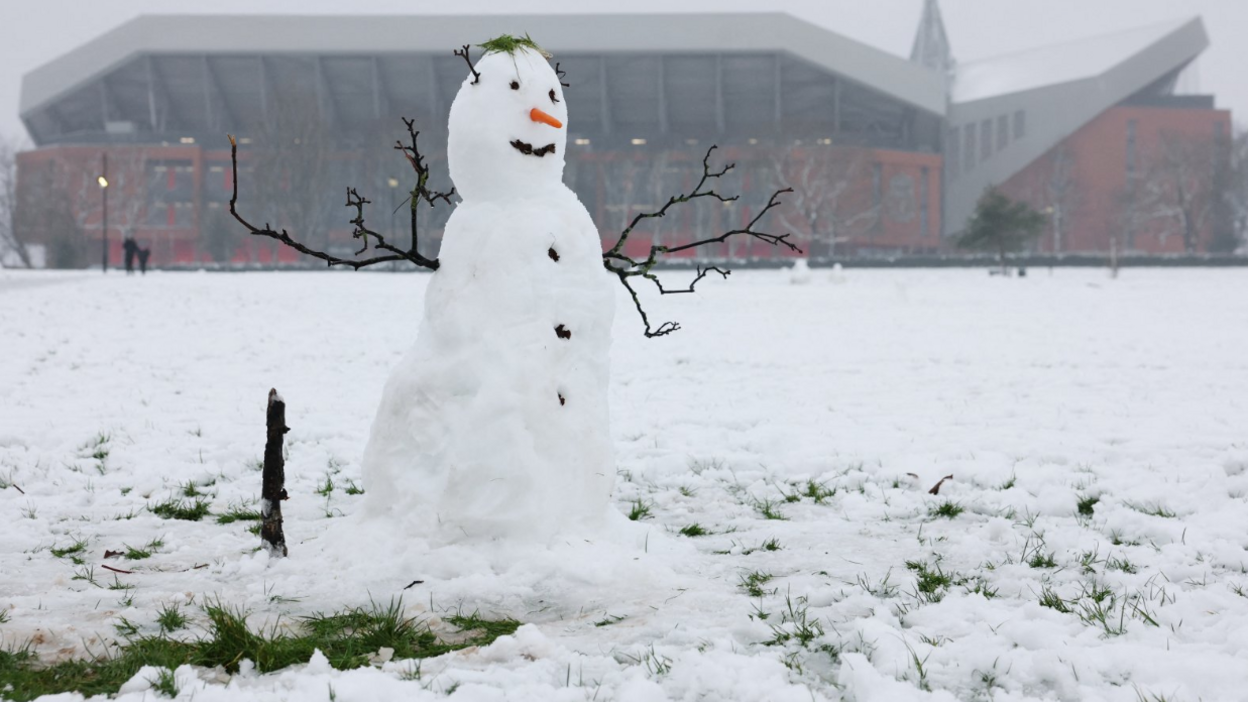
[447,36,569,202]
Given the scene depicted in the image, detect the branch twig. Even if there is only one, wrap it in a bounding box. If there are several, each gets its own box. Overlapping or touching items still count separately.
[227,114,453,271]
[454,45,481,84]
[602,146,799,337]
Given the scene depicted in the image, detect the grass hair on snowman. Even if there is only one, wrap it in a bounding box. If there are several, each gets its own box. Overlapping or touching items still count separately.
[478,33,552,58]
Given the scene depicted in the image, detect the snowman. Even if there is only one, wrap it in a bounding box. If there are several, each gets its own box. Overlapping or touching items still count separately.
[360,37,617,543]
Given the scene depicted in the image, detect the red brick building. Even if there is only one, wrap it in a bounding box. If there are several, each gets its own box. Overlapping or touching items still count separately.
[13,6,1232,267]
[999,102,1232,254]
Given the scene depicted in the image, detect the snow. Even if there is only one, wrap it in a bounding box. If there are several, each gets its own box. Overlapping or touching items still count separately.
[952,17,1194,103]
[361,46,616,541]
[2,267,1248,701]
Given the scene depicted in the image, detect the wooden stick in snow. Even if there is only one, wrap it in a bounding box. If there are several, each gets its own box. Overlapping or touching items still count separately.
[261,388,289,557]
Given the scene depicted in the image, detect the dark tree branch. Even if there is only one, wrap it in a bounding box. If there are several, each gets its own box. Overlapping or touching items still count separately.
[227,114,453,271]
[602,145,799,338]
[455,45,481,84]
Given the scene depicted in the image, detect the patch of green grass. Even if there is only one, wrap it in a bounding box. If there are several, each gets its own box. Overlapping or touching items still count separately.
[216,506,262,525]
[156,603,187,634]
[739,570,775,598]
[1077,495,1099,517]
[149,498,211,522]
[443,610,522,642]
[752,498,787,521]
[802,480,836,504]
[928,501,964,519]
[855,570,899,599]
[0,610,10,624]
[1107,556,1138,574]
[906,560,957,603]
[1038,585,1071,613]
[315,476,335,497]
[1028,551,1058,569]
[343,480,364,496]
[678,523,708,537]
[179,481,207,498]
[965,578,998,599]
[627,500,652,521]
[998,474,1017,490]
[113,617,140,638]
[763,594,824,648]
[593,615,626,627]
[124,539,163,561]
[149,667,178,697]
[50,538,89,559]
[1077,549,1102,574]
[71,566,99,588]
[759,537,782,552]
[0,598,520,702]
[1125,501,1177,519]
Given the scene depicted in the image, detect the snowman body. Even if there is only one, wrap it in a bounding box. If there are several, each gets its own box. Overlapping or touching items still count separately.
[361,46,616,541]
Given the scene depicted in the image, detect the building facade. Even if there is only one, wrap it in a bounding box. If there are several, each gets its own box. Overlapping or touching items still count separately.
[13,5,1234,267]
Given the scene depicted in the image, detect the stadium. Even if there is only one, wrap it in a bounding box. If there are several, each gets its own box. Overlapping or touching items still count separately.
[14,1,1232,267]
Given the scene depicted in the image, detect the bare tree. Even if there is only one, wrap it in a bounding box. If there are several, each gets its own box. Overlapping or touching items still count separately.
[69,148,153,250]
[1135,130,1221,253]
[770,145,878,258]
[0,138,33,268]
[1215,126,1247,254]
[14,159,86,269]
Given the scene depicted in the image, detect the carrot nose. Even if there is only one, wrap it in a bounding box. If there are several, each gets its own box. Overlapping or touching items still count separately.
[530,108,563,129]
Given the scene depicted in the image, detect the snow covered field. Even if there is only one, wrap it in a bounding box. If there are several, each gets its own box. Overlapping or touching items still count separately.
[2,267,1247,702]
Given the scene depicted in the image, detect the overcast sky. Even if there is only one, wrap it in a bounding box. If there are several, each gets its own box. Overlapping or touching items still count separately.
[2,0,1244,144]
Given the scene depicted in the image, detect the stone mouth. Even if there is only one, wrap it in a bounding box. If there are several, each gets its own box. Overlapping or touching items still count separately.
[510,140,557,158]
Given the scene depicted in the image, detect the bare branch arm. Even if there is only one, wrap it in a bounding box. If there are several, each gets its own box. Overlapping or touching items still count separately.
[226,135,411,270]
[602,145,799,338]
[227,114,449,271]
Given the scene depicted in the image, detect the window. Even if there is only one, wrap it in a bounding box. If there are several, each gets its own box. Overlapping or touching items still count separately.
[997,115,1009,151]
[204,164,231,203]
[981,120,993,160]
[963,124,976,171]
[946,128,961,177]
[1126,119,1137,175]
[1013,110,1026,140]
[145,201,193,228]
[920,167,930,239]
[872,163,883,208]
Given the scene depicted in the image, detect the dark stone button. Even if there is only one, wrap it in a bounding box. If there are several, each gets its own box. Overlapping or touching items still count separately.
[555,324,571,339]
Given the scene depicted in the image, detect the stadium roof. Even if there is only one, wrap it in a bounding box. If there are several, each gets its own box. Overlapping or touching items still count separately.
[952,17,1200,104]
[19,12,947,145]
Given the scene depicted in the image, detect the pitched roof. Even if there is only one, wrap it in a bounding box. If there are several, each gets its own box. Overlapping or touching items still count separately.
[952,17,1197,103]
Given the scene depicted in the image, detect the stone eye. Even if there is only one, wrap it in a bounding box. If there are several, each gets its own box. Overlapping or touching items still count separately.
[549,89,559,104]
[510,80,520,90]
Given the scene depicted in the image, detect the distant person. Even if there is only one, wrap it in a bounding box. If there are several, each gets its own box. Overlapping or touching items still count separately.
[137,245,151,275]
[122,238,138,275]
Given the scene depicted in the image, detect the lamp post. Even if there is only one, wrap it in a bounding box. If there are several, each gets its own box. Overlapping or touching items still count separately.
[98,154,110,273]
[388,177,400,270]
